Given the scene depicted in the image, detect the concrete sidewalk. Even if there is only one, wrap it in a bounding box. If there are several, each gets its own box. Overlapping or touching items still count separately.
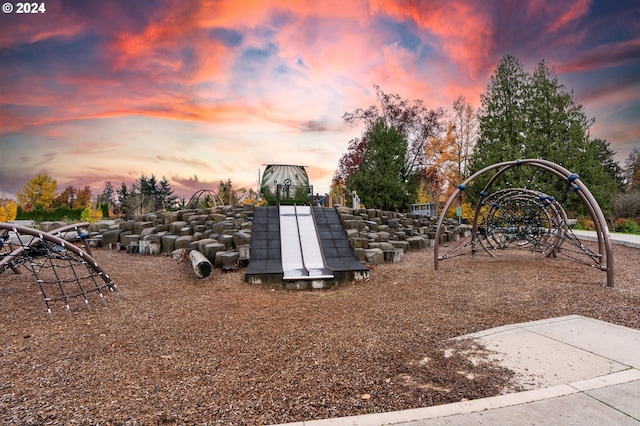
[571,229,640,249]
[274,315,640,425]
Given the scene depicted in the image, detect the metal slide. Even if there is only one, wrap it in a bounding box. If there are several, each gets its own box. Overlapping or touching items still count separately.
[279,205,334,280]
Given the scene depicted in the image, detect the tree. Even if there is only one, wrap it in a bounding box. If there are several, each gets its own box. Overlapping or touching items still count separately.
[74,186,92,209]
[97,181,115,206]
[0,199,18,222]
[218,179,236,205]
[472,55,530,168]
[17,173,58,210]
[347,120,417,211]
[157,176,177,210]
[53,185,76,208]
[117,175,177,216]
[336,85,445,186]
[471,55,622,211]
[624,146,640,190]
[449,96,479,181]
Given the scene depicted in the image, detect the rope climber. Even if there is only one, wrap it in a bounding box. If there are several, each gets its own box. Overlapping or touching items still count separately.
[0,223,118,318]
[434,159,614,287]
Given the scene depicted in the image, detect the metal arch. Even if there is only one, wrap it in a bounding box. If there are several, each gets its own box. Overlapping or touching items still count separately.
[434,159,614,287]
[186,189,225,209]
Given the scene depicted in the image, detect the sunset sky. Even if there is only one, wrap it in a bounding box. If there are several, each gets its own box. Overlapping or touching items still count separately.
[1,0,639,200]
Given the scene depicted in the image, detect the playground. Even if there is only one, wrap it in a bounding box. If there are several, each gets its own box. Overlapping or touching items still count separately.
[1,241,638,424]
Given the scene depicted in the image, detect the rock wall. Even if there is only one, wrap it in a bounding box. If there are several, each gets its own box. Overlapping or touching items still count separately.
[42,205,468,271]
[84,204,255,271]
[334,206,470,263]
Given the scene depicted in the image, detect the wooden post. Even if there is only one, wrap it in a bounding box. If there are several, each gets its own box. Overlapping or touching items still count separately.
[189,249,213,278]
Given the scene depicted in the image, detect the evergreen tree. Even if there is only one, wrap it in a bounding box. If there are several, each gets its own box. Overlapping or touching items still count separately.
[472,55,530,168]
[471,55,622,212]
[347,120,417,211]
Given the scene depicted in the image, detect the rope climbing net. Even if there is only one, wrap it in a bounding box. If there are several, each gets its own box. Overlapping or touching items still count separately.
[434,159,614,287]
[0,222,118,318]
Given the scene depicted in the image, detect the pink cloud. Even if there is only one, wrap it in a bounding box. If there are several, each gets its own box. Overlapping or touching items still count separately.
[559,39,640,73]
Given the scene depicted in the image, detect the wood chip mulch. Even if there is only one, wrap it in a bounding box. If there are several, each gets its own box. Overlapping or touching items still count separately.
[1,244,638,425]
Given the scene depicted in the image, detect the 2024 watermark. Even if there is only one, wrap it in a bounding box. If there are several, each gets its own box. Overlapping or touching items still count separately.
[3,2,47,13]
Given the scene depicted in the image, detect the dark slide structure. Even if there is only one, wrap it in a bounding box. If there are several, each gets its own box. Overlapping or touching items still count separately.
[245,206,369,289]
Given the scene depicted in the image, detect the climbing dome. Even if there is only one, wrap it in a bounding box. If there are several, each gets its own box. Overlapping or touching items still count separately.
[0,222,118,317]
[434,159,614,287]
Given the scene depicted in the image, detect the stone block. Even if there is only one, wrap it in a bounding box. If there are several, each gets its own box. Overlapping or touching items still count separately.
[219,234,234,250]
[102,230,121,248]
[212,221,234,234]
[364,248,384,264]
[353,248,366,262]
[393,231,406,241]
[119,221,134,232]
[343,220,365,230]
[163,212,179,224]
[161,234,178,253]
[215,250,239,270]
[233,231,251,248]
[204,243,225,263]
[140,235,161,255]
[124,234,140,253]
[140,226,157,237]
[175,235,193,249]
[346,229,360,238]
[133,222,153,235]
[197,238,217,253]
[383,249,403,263]
[390,240,410,252]
[336,206,353,216]
[169,221,187,235]
[211,213,227,223]
[407,236,425,251]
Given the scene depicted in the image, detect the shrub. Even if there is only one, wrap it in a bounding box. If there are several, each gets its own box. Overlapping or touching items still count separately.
[613,218,640,234]
[576,216,596,231]
[81,207,103,223]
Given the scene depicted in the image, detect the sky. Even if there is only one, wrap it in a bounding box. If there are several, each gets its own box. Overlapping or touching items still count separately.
[1,0,639,201]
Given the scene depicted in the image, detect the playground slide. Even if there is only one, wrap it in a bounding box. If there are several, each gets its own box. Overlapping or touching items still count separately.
[279,205,334,280]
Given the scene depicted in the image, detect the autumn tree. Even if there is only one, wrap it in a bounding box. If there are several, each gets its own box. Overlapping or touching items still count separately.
[54,185,77,208]
[17,173,58,210]
[74,186,92,209]
[0,199,18,222]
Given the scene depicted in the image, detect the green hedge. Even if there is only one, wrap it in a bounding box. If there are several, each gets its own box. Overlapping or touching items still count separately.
[16,206,84,222]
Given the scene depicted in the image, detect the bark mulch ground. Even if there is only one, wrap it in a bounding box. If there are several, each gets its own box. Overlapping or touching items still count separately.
[1,244,638,425]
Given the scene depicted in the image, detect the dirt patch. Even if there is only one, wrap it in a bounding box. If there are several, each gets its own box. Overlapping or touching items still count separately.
[1,244,638,425]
